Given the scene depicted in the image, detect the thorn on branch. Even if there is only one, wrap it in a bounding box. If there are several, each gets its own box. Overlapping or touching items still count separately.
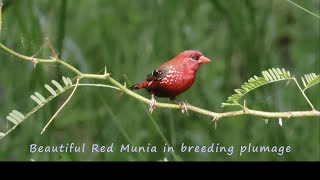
[262,118,269,124]
[118,82,126,96]
[212,116,220,129]
[278,117,283,126]
[243,107,248,114]
[179,102,189,116]
[213,116,219,129]
[118,90,124,97]
[50,56,59,61]
[286,79,291,87]
[104,66,108,75]
[287,112,292,118]
[31,56,38,68]
[104,73,110,78]
[212,116,219,122]
[46,37,58,59]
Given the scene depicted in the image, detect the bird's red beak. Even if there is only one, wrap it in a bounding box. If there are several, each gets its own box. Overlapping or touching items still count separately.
[199,56,211,63]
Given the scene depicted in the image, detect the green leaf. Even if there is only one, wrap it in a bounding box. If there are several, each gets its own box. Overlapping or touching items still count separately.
[263,70,273,81]
[272,68,280,79]
[221,103,232,107]
[6,116,18,125]
[307,76,320,88]
[276,68,283,75]
[268,69,276,80]
[31,95,43,105]
[306,76,319,89]
[12,110,25,120]
[302,73,320,91]
[2,77,76,140]
[287,70,291,77]
[223,68,292,107]
[45,84,57,96]
[261,71,269,81]
[52,80,64,92]
[244,82,254,89]
[234,89,243,95]
[35,92,46,103]
[62,76,69,87]
[305,74,311,82]
[9,112,22,122]
[67,78,73,86]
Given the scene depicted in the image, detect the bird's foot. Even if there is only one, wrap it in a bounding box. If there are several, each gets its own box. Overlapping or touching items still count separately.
[149,94,157,114]
[176,101,189,115]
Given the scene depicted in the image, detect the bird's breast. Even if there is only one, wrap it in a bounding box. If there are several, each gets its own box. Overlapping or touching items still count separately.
[146,69,196,98]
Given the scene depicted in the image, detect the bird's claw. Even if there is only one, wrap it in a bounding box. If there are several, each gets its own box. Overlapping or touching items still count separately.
[149,94,157,114]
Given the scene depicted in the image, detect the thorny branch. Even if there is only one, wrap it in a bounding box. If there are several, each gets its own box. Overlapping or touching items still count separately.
[0,42,319,123]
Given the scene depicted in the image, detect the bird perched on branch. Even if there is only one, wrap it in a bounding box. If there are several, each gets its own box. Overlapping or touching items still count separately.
[129,50,211,113]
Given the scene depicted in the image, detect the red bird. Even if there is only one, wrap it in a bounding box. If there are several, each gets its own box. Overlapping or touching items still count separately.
[130,50,211,113]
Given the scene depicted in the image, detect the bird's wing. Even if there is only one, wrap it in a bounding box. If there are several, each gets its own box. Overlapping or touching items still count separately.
[146,67,170,81]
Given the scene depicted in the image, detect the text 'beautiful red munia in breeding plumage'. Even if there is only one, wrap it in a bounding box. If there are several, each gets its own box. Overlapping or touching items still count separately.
[129,50,211,113]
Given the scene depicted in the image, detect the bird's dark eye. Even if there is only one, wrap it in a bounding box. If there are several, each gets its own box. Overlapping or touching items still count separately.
[190,54,199,61]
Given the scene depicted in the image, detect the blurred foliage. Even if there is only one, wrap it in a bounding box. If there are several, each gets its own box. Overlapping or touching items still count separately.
[0,0,319,161]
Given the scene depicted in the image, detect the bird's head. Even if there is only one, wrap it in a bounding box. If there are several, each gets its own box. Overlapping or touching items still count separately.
[175,50,211,71]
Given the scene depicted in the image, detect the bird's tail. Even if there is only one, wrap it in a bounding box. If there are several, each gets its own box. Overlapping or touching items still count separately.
[129,81,148,90]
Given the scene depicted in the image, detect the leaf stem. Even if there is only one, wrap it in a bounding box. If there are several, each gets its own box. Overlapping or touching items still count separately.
[41,77,80,134]
[293,77,315,110]
[286,0,320,19]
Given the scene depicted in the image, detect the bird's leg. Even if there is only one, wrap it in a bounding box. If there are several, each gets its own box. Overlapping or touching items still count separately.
[149,93,157,114]
[170,97,189,115]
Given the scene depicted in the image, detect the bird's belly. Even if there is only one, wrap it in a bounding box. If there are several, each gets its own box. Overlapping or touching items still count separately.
[146,75,195,98]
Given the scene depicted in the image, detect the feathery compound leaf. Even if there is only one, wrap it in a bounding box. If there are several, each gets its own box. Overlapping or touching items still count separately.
[1,77,74,140]
[31,95,43,105]
[45,84,57,96]
[302,73,320,91]
[222,68,292,107]
[51,80,64,92]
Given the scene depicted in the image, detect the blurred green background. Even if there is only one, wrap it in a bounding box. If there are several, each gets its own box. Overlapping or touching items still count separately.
[0,0,319,161]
